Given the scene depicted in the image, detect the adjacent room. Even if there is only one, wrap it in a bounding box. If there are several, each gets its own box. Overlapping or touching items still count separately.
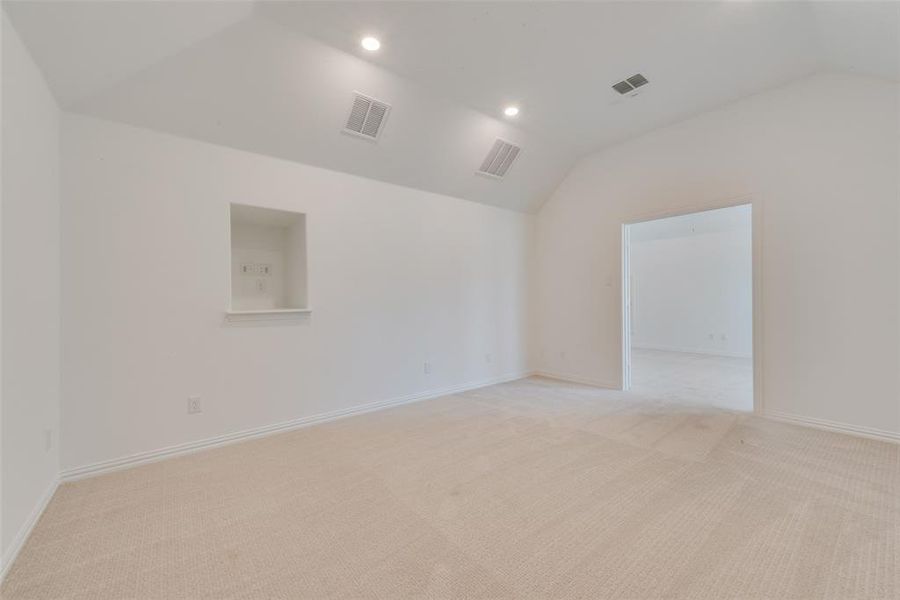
[2,2,898,599]
[624,204,754,412]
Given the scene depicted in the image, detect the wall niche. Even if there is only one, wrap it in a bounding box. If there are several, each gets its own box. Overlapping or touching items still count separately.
[228,203,308,315]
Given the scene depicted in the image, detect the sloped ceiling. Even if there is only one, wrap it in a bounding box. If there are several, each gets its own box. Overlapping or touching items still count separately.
[2,0,255,107]
[262,1,823,155]
[72,16,574,213]
[4,1,898,213]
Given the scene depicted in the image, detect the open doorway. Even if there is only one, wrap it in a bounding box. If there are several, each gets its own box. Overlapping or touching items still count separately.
[622,204,753,411]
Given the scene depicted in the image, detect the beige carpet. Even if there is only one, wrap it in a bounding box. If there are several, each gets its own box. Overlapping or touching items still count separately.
[3,377,898,599]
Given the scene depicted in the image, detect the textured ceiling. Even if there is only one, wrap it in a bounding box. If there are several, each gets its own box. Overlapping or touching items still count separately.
[4,1,897,213]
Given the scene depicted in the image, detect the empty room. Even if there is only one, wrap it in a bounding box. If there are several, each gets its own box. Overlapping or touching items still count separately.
[1,1,898,599]
[624,204,754,411]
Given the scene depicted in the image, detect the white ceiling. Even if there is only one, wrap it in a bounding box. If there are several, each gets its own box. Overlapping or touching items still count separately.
[261,1,819,153]
[259,1,900,153]
[812,1,900,81]
[4,1,898,213]
[3,0,255,107]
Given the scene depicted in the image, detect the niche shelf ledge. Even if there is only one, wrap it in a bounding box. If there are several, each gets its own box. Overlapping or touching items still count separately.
[225,308,312,322]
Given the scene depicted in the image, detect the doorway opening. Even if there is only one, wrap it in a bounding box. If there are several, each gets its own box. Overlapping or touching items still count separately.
[622,204,754,411]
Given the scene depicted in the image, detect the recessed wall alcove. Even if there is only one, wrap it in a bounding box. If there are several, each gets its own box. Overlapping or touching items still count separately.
[227,203,309,319]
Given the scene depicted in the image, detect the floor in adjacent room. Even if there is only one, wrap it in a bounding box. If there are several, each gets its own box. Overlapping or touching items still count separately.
[631,348,754,412]
[3,377,897,599]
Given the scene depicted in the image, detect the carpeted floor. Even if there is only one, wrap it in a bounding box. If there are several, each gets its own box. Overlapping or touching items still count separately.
[3,377,898,599]
[631,348,753,411]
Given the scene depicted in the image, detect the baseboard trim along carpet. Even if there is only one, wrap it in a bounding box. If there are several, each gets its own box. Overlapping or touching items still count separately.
[632,344,752,359]
[534,370,619,390]
[535,371,899,445]
[59,371,533,482]
[764,410,900,444]
[0,478,59,584]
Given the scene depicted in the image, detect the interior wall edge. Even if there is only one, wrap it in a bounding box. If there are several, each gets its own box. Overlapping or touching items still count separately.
[0,477,59,585]
[1,11,62,569]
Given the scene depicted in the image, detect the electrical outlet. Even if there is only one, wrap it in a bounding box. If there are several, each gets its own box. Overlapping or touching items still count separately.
[187,396,202,414]
[44,429,53,452]
[423,361,432,375]
[241,263,272,276]
[485,353,493,364]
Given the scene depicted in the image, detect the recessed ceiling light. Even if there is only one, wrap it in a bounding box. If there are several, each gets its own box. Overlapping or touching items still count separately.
[360,36,381,51]
[504,106,520,117]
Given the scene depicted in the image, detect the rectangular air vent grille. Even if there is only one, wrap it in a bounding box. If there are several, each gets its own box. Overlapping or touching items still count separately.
[344,92,391,140]
[612,80,634,95]
[626,73,649,88]
[477,139,521,178]
[612,73,649,95]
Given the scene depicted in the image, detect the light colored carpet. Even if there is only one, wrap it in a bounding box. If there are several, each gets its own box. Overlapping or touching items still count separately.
[3,377,898,599]
[631,348,754,412]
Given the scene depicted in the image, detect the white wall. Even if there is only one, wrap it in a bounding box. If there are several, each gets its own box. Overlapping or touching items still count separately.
[61,114,534,472]
[1,16,60,565]
[630,207,752,358]
[537,72,900,436]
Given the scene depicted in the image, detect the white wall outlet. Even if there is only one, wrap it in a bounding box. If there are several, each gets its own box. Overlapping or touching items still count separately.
[485,353,493,364]
[423,361,432,375]
[187,396,202,414]
[44,429,53,452]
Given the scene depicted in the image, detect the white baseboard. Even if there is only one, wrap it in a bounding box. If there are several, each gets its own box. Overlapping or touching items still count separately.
[60,371,531,482]
[534,370,620,390]
[1,477,59,584]
[533,373,899,445]
[632,344,752,359]
[764,411,900,444]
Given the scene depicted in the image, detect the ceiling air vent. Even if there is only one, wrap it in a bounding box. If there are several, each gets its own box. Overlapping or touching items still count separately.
[343,92,391,140]
[477,139,521,179]
[612,73,650,95]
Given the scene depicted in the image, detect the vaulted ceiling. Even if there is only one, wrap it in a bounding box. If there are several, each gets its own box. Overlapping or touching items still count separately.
[5,1,898,213]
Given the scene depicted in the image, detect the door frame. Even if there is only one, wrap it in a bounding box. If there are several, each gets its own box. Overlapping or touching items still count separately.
[620,196,764,414]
